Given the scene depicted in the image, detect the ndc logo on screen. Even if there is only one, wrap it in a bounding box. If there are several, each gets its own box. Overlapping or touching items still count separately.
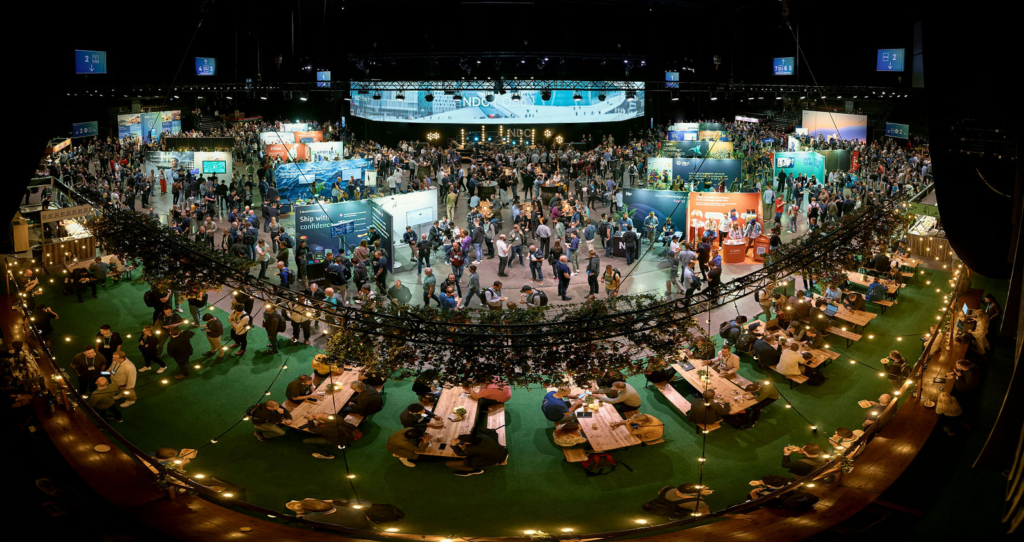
[674,160,691,166]
[625,192,633,197]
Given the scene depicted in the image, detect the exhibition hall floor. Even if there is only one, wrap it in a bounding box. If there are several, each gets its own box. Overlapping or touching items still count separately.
[35,259,964,536]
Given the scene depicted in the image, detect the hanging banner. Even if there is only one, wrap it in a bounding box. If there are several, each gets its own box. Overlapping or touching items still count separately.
[117,113,141,139]
[308,142,344,162]
[140,112,162,142]
[673,158,743,189]
[281,123,309,131]
[72,121,99,138]
[260,131,296,144]
[293,130,324,143]
[266,143,311,162]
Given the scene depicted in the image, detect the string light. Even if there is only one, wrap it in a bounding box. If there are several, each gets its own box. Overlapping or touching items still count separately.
[194,474,205,479]
[634,519,648,524]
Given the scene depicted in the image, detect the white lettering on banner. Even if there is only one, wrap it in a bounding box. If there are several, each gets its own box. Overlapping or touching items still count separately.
[41,204,93,223]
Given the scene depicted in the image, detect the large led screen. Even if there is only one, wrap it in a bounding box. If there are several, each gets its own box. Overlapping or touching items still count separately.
[801,110,868,142]
[350,81,644,124]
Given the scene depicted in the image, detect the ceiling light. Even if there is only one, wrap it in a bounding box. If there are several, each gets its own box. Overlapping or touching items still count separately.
[710,95,718,101]
[597,93,606,101]
[670,92,679,101]
[573,92,582,102]
[453,93,462,102]
[299,93,307,101]
[511,93,521,102]
[372,92,382,100]
[395,92,405,101]
[541,89,551,101]
[425,92,434,102]
[626,90,636,101]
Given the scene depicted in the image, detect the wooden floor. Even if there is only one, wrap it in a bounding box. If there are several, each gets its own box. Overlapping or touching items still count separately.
[0,278,983,542]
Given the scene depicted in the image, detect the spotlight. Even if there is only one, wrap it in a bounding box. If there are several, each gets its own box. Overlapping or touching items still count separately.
[598,93,606,101]
[453,93,462,102]
[511,93,521,102]
[485,94,495,102]
[299,93,308,101]
[626,90,636,101]
[541,89,551,101]
[395,92,405,101]
[573,92,582,102]
[425,92,434,102]
[372,92,382,100]
[710,95,718,101]
[670,91,679,101]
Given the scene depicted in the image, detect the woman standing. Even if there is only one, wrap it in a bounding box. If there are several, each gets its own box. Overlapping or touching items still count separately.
[157,169,167,194]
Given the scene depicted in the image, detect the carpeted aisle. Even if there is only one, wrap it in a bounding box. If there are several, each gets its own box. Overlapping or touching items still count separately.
[35,264,947,536]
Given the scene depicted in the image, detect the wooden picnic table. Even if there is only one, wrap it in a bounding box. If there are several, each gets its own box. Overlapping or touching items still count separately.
[846,271,899,294]
[892,256,920,269]
[811,293,877,329]
[753,321,838,368]
[283,369,363,431]
[418,386,482,458]
[671,358,758,411]
[551,382,642,452]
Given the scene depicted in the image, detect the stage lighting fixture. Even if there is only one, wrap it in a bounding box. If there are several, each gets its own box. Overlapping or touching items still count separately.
[396,92,405,101]
[511,93,521,102]
[541,89,552,101]
[425,93,434,102]
[226,95,233,100]
[299,93,308,101]
[573,92,582,102]
[453,93,462,102]
[626,91,636,101]
[598,94,606,101]
[670,91,679,101]
[260,94,267,101]
[485,94,495,102]
[710,95,718,101]
[372,92,382,100]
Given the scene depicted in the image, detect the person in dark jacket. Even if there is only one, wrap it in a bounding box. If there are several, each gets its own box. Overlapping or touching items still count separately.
[285,374,317,404]
[166,327,194,379]
[687,390,731,426]
[399,403,443,430]
[446,431,508,476]
[200,313,226,362]
[252,400,293,441]
[262,306,283,354]
[842,292,866,312]
[781,443,825,476]
[751,336,782,368]
[301,413,361,459]
[340,381,383,417]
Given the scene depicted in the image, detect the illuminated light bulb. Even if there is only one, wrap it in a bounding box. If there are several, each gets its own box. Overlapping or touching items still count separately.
[211,439,218,444]
[96,338,102,343]
[824,344,831,349]
[346,474,355,479]
[266,304,272,309]
[896,337,903,341]
[841,327,847,331]
[935,288,941,293]
[697,457,706,462]
[194,364,201,369]
[233,291,238,295]
[265,391,271,396]
[126,334,131,338]
[764,381,770,385]
[282,365,288,370]
[810,425,817,430]
[155,330,161,335]
[323,329,329,334]
[124,391,130,395]
[351,504,364,509]
[868,334,874,339]
[936,316,941,320]
[878,372,885,377]
[785,404,792,408]
[850,359,856,364]
[328,415,335,420]
[524,530,537,535]
[561,528,574,533]
[894,391,901,396]
[906,379,914,385]
[223,492,234,498]
[635,519,648,524]
[243,416,251,421]
[173,459,182,464]
[223,346,229,350]
[692,512,702,517]
[870,411,878,416]
[194,474,205,479]
[385,528,400,532]
[182,320,189,325]
[926,280,931,285]
[702,429,710,434]
[806,483,816,488]
[162,379,169,384]
[823,454,831,459]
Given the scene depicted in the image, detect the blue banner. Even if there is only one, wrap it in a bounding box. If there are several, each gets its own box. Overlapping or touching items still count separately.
[672,158,743,190]
[72,121,99,139]
[773,57,795,75]
[75,50,107,74]
[295,201,372,259]
[141,112,162,142]
[274,159,372,201]
[623,189,689,238]
[772,151,826,181]
[117,114,141,140]
[885,122,909,139]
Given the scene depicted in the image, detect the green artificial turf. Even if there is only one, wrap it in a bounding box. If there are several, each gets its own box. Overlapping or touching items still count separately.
[37,265,951,537]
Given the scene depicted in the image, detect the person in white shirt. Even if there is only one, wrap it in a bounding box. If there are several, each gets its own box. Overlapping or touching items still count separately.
[776,342,808,376]
[496,235,511,277]
[108,350,139,407]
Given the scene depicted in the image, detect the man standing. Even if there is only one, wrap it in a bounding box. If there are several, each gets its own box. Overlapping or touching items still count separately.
[568,231,581,275]
[166,326,194,379]
[536,218,552,255]
[556,255,573,301]
[86,377,123,423]
[508,225,525,269]
[263,305,283,354]
[416,234,432,275]
[108,351,138,407]
[422,268,440,306]
[529,245,545,283]
[227,304,251,356]
[622,225,638,265]
[585,250,601,300]
[89,257,109,289]
[71,346,107,394]
[461,265,480,309]
[95,324,122,363]
[496,234,510,277]
[471,219,485,264]
[373,250,389,293]
[201,313,226,362]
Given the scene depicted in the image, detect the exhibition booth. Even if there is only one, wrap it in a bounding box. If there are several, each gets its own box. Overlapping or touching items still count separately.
[117,110,182,141]
[143,151,234,184]
[688,192,764,263]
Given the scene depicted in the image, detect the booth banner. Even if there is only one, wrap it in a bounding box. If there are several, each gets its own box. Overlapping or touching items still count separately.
[676,141,734,158]
[623,189,689,238]
[308,142,344,162]
[117,113,142,139]
[368,200,395,272]
[734,116,759,123]
[668,130,699,142]
[51,139,71,153]
[281,123,309,131]
[161,111,182,135]
[669,122,699,131]
[141,112,162,142]
[295,201,372,259]
[687,192,763,242]
[647,157,674,181]
[698,130,724,141]
[772,151,825,181]
[274,158,372,201]
[266,143,311,162]
[145,151,196,175]
[787,136,801,152]
[293,130,324,143]
[260,131,296,144]
[72,121,99,138]
[372,190,438,238]
[674,158,743,187]
[818,149,852,173]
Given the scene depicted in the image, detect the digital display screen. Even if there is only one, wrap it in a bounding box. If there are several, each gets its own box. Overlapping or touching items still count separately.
[195,57,216,76]
[202,160,226,174]
[75,50,107,74]
[801,110,868,142]
[773,57,795,75]
[350,81,645,124]
[665,71,679,89]
[877,49,905,72]
[317,71,331,88]
[885,122,909,139]
[776,157,795,168]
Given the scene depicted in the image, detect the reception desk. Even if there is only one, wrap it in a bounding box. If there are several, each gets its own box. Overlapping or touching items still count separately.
[721,239,748,264]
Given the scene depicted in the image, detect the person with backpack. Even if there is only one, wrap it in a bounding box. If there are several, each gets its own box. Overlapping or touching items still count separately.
[644,483,712,518]
[519,284,548,308]
[603,265,622,298]
[446,431,508,477]
[276,261,295,289]
[262,304,284,354]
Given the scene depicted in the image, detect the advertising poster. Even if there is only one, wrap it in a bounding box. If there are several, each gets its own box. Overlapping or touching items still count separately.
[676,141,734,158]
[266,144,311,162]
[161,111,183,135]
[260,131,296,144]
[350,80,644,124]
[801,110,867,142]
[673,158,743,188]
[274,158,372,200]
[647,158,674,182]
[117,113,141,139]
[293,130,324,143]
[772,151,826,181]
[194,152,232,180]
[787,136,802,152]
[295,201,372,259]
[687,192,763,242]
[170,110,182,133]
[72,121,99,138]
[623,189,689,238]
[141,112,162,142]
[368,200,395,271]
[281,123,310,132]
[144,151,196,176]
[669,122,699,131]
[308,142,344,162]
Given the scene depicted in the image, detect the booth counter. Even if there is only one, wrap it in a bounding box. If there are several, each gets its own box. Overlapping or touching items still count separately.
[721,239,748,264]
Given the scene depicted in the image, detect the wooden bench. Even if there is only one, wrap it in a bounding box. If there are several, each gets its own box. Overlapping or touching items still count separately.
[769,364,809,388]
[842,289,896,314]
[824,325,862,348]
[486,404,508,465]
[651,382,721,432]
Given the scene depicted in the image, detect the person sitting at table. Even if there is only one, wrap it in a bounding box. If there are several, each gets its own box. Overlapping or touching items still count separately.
[251,400,293,441]
[644,358,678,384]
[285,374,317,404]
[386,428,431,468]
[703,345,740,377]
[339,381,383,418]
[774,293,794,330]
[748,474,797,501]
[777,342,810,376]
[828,426,864,452]
[823,282,843,302]
[359,370,388,388]
[552,421,588,448]
[862,393,892,428]
[400,403,444,430]
[653,483,713,517]
[595,369,626,390]
[843,292,866,312]
[611,412,665,445]
[881,350,911,389]
[687,390,731,427]
[311,354,342,387]
[412,369,443,403]
[788,290,812,320]
[467,376,512,412]
[751,335,783,369]
[872,252,891,273]
[865,276,888,302]
[791,327,825,349]
[808,299,831,333]
[593,381,642,414]
[447,431,509,477]
[542,386,583,423]
[782,443,825,476]
[301,413,361,460]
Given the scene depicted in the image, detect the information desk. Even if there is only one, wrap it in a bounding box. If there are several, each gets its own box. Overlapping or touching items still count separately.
[721,239,748,264]
[283,369,364,431]
[558,383,642,452]
[671,360,758,412]
[419,386,482,458]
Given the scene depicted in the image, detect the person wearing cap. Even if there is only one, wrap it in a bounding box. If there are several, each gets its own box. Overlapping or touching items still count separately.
[519,284,547,308]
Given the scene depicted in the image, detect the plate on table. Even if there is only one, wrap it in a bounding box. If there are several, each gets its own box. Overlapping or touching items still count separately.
[94,444,111,453]
[923,400,936,408]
